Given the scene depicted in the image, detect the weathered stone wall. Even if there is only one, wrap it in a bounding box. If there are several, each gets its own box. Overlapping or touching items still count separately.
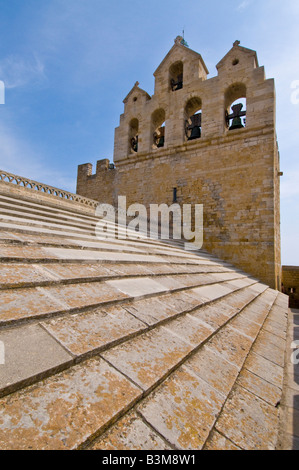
[282,266,299,308]
[77,39,282,289]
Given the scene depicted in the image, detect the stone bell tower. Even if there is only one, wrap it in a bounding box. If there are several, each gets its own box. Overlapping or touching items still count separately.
[77,37,282,289]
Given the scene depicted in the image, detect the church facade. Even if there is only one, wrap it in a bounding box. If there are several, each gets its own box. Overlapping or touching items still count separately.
[77,37,282,289]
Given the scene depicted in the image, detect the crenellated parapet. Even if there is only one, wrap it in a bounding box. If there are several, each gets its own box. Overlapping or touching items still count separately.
[0,169,99,210]
[76,159,116,205]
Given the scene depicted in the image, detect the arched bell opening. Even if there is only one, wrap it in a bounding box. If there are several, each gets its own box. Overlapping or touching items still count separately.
[129,118,139,153]
[169,61,183,92]
[152,108,166,149]
[225,83,247,131]
[184,97,202,141]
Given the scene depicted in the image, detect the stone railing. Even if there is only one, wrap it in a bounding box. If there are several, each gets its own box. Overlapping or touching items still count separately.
[0,169,99,209]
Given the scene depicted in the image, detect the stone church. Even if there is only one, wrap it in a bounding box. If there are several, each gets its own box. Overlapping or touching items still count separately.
[77,37,282,290]
[0,37,296,451]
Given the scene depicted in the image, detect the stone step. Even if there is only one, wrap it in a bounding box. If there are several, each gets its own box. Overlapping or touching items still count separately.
[0,250,212,267]
[0,284,277,450]
[0,199,100,228]
[0,278,255,398]
[0,218,206,257]
[0,270,248,327]
[90,288,280,450]
[0,194,208,255]
[0,262,234,289]
[205,293,288,450]
[0,192,100,223]
[0,186,290,450]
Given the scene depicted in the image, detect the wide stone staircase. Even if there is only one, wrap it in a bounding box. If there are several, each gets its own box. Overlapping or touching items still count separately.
[0,183,290,450]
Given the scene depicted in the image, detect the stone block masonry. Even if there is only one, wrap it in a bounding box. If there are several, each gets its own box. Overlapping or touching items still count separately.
[77,38,282,289]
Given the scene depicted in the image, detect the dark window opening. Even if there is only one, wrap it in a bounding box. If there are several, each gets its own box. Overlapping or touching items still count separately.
[152,109,166,150]
[173,188,177,203]
[169,62,183,92]
[185,97,202,141]
[129,118,139,154]
[171,74,183,91]
[154,125,165,148]
[225,84,247,131]
[185,112,202,140]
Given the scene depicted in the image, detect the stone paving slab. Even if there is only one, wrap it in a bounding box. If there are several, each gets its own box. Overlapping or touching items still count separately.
[263,317,288,340]
[162,315,214,347]
[237,368,282,407]
[244,352,284,389]
[0,231,22,240]
[0,215,94,236]
[252,330,286,367]
[0,324,73,395]
[206,325,254,368]
[190,302,237,330]
[124,296,184,326]
[44,263,118,281]
[0,264,56,287]
[138,366,224,450]
[68,239,145,253]
[204,430,241,450]
[101,326,194,391]
[89,411,172,450]
[105,263,162,276]
[152,275,195,290]
[43,247,167,264]
[42,305,147,357]
[0,287,67,325]
[0,244,60,260]
[158,290,203,312]
[184,345,239,397]
[267,305,289,326]
[41,281,129,309]
[229,313,261,340]
[224,288,261,309]
[106,277,168,297]
[0,281,129,325]
[185,283,235,302]
[0,196,98,222]
[0,358,142,450]
[215,386,280,450]
[237,294,277,325]
[0,207,97,233]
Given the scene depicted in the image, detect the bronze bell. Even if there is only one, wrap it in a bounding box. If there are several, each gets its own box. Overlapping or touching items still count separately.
[228,103,245,130]
[229,116,244,130]
[131,136,138,152]
[188,126,201,140]
[154,127,165,148]
[157,135,165,148]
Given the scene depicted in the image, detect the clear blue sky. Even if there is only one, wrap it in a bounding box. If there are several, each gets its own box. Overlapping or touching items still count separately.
[0,0,298,265]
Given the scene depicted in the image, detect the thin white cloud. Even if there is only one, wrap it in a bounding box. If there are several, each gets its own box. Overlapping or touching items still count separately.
[0,54,46,89]
[0,121,75,192]
[237,1,251,11]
